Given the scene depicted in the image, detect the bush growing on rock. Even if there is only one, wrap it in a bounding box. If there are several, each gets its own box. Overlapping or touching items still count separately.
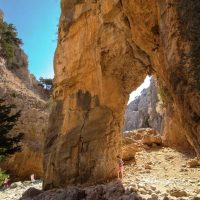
[0,16,23,61]
[0,169,7,186]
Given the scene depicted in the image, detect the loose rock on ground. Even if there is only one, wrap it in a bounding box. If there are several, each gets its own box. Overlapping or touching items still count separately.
[1,147,199,200]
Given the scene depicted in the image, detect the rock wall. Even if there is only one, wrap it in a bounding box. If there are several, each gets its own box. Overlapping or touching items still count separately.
[123,0,200,154]
[124,78,164,132]
[44,0,200,188]
[6,48,50,100]
[162,102,193,152]
[0,50,49,178]
[0,14,50,178]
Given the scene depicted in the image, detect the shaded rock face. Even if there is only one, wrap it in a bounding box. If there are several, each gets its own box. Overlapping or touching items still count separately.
[44,0,200,188]
[162,103,194,152]
[124,78,164,132]
[0,51,49,178]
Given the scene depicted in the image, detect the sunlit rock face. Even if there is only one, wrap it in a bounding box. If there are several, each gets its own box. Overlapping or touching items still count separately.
[44,0,200,189]
[0,49,49,178]
[0,12,50,177]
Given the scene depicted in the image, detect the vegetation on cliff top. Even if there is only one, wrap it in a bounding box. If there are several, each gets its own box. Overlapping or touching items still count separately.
[0,15,23,60]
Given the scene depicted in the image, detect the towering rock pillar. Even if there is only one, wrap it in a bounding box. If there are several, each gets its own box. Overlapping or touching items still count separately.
[44,0,200,189]
[43,0,150,189]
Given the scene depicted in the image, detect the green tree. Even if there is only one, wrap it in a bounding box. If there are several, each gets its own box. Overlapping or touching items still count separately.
[0,169,7,186]
[39,77,53,90]
[0,99,24,160]
[0,18,23,60]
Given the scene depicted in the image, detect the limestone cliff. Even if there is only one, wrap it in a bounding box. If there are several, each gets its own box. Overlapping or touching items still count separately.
[0,18,50,178]
[0,54,49,178]
[44,0,200,188]
[124,78,164,132]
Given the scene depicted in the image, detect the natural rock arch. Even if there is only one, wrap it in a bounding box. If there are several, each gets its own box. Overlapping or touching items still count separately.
[43,0,200,189]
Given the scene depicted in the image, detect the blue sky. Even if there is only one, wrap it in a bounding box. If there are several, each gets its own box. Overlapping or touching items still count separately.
[0,0,60,79]
[0,0,150,102]
[128,76,151,104]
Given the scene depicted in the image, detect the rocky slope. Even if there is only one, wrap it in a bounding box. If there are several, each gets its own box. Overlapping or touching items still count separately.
[124,78,164,132]
[0,56,49,179]
[0,25,49,178]
[43,0,200,188]
[122,128,162,162]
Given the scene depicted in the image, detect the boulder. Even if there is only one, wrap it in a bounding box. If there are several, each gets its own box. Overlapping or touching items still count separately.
[20,181,143,200]
[187,158,200,168]
[122,137,141,161]
[142,134,162,146]
[168,188,187,197]
[20,187,43,199]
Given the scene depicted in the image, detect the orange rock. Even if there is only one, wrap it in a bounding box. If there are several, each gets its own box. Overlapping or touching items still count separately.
[43,0,200,188]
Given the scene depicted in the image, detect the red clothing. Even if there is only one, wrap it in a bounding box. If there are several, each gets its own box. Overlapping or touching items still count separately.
[118,158,124,173]
[118,166,124,173]
[3,178,10,188]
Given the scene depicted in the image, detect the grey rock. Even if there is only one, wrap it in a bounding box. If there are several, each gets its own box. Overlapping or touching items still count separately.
[124,78,164,133]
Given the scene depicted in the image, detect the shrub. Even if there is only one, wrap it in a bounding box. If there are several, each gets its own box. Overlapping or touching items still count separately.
[142,117,150,128]
[39,77,53,90]
[0,18,23,60]
[0,169,7,186]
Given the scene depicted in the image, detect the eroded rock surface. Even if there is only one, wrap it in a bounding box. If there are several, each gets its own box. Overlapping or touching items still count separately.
[44,0,200,188]
[44,0,151,189]
[124,78,164,132]
[0,51,49,178]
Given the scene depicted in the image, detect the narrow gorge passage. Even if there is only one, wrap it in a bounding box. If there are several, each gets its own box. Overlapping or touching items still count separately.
[123,76,162,133]
[0,0,200,199]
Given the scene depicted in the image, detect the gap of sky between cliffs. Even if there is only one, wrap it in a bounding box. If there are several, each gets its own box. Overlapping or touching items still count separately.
[0,0,150,97]
[128,76,151,104]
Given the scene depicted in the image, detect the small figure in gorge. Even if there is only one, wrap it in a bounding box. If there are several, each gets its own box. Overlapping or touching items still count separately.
[30,174,35,183]
[2,176,10,189]
[117,155,124,179]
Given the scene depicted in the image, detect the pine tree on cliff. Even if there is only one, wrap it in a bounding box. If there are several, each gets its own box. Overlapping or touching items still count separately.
[0,12,23,60]
[0,99,24,159]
